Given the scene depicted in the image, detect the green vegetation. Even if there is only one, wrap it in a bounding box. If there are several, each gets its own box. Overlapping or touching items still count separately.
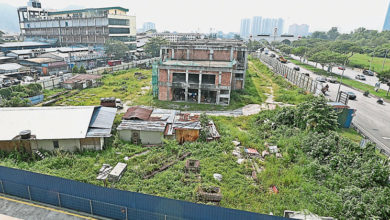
[288,58,390,100]
[144,37,169,57]
[1,97,388,219]
[349,53,390,71]
[0,84,43,107]
[48,57,300,111]
[104,40,129,59]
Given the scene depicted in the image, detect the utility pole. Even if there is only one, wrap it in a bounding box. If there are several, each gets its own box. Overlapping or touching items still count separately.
[381,49,389,72]
[336,59,347,100]
[369,47,377,71]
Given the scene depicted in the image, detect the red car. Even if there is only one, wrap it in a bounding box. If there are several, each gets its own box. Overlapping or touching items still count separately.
[338,66,346,70]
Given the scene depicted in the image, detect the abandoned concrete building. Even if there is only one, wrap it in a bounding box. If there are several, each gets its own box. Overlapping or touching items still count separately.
[0,106,116,152]
[154,40,248,105]
[117,106,208,145]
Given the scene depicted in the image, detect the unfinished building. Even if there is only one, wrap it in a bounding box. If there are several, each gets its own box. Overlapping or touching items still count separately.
[155,40,248,105]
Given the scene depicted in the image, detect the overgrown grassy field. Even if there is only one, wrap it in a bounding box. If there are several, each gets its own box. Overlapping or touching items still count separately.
[46,57,310,111]
[349,53,390,72]
[288,59,390,100]
[5,60,389,219]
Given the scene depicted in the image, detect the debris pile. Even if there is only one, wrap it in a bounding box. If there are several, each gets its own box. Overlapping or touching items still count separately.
[108,162,127,182]
[197,186,222,203]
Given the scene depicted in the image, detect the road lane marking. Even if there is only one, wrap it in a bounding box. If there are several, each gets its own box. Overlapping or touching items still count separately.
[0,195,96,220]
[383,137,390,140]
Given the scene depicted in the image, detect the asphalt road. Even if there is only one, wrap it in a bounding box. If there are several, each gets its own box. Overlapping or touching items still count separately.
[289,54,390,91]
[265,51,390,155]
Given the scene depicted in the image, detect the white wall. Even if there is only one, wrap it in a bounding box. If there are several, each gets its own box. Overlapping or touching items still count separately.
[30,139,81,152]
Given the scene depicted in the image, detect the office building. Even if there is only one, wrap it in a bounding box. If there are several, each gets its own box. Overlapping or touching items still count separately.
[383,2,390,31]
[288,24,310,36]
[17,0,136,47]
[240,18,251,39]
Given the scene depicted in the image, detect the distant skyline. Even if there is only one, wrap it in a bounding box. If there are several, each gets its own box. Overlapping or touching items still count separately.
[1,0,390,34]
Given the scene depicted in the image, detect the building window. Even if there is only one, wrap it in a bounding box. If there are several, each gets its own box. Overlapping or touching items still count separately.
[108,18,129,26]
[65,21,68,27]
[109,28,130,34]
[53,140,59,149]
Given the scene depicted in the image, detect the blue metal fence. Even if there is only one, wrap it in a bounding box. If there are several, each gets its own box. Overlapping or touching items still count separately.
[0,166,285,220]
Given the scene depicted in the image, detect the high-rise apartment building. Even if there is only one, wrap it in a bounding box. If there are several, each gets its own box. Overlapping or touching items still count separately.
[261,18,283,35]
[383,2,390,31]
[17,0,136,47]
[142,22,156,32]
[251,16,262,36]
[240,18,251,39]
[288,24,310,36]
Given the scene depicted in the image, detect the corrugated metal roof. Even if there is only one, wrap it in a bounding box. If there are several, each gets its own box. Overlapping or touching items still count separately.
[117,120,167,132]
[0,42,51,48]
[0,63,24,71]
[0,106,95,141]
[123,106,153,121]
[173,121,201,130]
[89,107,117,129]
[63,74,102,84]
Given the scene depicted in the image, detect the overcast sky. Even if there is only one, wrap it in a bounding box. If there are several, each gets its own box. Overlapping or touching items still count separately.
[3,0,390,33]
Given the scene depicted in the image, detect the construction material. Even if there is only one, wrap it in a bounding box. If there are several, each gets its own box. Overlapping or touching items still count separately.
[185,159,200,173]
[197,186,222,202]
[108,162,127,182]
[213,174,222,181]
[96,164,113,180]
[143,152,191,179]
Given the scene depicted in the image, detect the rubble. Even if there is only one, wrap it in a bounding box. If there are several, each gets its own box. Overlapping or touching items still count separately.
[262,150,270,158]
[268,145,279,154]
[96,164,113,181]
[237,159,245,164]
[213,174,223,182]
[245,148,260,158]
[185,159,200,173]
[232,140,241,146]
[197,186,222,203]
[108,162,127,182]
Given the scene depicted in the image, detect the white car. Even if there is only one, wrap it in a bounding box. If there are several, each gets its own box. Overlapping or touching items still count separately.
[355,75,366,81]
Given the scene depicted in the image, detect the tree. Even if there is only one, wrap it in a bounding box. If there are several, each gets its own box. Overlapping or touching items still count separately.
[79,66,86,74]
[327,27,340,40]
[292,46,307,62]
[233,34,242,40]
[311,31,328,40]
[104,40,129,59]
[72,65,79,74]
[377,70,390,96]
[246,39,262,51]
[144,37,169,57]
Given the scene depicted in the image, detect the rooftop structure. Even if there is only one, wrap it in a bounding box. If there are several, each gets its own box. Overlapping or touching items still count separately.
[0,41,53,53]
[17,1,136,47]
[0,63,27,74]
[0,106,116,152]
[117,106,204,145]
[150,33,203,42]
[155,40,248,105]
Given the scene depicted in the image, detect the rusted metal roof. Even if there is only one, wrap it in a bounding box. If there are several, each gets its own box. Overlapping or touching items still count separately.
[63,74,102,84]
[123,106,153,121]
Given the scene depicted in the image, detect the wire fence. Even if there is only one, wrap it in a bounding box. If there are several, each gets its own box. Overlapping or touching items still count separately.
[255,53,323,95]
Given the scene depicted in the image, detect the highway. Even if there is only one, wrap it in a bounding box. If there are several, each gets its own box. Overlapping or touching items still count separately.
[289,54,390,91]
[264,51,390,155]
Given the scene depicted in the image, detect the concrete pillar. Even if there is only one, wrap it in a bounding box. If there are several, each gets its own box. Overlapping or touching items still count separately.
[209,49,213,61]
[172,49,175,59]
[218,71,222,86]
[185,87,188,102]
[216,91,220,105]
[198,72,202,104]
[187,49,190,60]
[167,69,170,100]
[230,47,234,61]
[185,69,189,102]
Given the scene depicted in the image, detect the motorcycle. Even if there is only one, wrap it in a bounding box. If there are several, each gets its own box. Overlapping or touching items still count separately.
[363,91,369,97]
[377,98,384,105]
